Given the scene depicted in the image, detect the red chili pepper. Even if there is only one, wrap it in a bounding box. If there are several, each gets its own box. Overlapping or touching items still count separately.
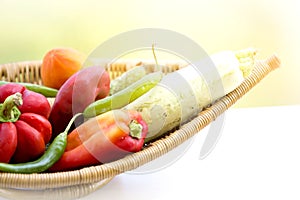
[0,83,52,163]
[48,66,110,139]
[49,109,148,172]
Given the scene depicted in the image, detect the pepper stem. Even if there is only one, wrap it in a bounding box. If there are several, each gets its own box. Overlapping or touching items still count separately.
[0,92,23,123]
[152,43,161,72]
[129,120,143,139]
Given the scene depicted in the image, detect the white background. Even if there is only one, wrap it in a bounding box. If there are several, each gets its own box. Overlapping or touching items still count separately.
[87,106,300,200]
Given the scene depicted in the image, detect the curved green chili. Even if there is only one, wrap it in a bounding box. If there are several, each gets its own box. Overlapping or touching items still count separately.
[0,113,81,173]
[83,71,163,118]
[0,81,58,97]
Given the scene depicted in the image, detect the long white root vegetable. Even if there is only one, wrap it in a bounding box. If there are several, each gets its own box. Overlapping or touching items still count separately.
[125,48,257,142]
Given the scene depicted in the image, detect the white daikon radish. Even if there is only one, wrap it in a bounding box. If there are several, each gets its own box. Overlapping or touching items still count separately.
[125,48,257,142]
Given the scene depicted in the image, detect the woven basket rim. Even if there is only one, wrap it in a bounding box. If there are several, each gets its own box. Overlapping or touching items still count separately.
[0,55,280,190]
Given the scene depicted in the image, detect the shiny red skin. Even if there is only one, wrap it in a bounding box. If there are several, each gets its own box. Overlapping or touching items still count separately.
[114,110,148,152]
[0,84,25,102]
[18,90,51,118]
[0,84,52,163]
[49,110,148,172]
[48,66,110,139]
[0,84,51,118]
[0,123,17,163]
[19,113,52,146]
[12,120,46,163]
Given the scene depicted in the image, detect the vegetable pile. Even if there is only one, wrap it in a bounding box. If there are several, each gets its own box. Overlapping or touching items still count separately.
[0,47,257,173]
[48,65,110,138]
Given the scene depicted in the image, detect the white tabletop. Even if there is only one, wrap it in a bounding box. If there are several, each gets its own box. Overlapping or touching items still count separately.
[1,105,300,200]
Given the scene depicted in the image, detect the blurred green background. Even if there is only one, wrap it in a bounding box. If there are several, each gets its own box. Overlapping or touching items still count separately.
[0,0,299,107]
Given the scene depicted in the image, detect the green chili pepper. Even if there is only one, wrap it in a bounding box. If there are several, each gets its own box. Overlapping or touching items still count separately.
[0,113,81,173]
[83,71,163,118]
[0,81,58,97]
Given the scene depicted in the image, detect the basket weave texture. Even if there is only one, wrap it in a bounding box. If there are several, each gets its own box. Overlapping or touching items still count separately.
[0,55,280,190]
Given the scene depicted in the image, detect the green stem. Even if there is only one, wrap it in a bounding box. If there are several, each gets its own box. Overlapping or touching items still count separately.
[129,120,143,139]
[64,113,83,133]
[0,92,23,123]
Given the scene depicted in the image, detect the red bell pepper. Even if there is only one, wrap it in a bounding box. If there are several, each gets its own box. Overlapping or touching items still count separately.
[48,66,110,139]
[0,84,51,119]
[0,123,17,163]
[49,109,148,171]
[0,83,52,163]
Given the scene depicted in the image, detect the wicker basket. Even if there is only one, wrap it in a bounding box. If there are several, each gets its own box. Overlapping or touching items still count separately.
[0,55,280,193]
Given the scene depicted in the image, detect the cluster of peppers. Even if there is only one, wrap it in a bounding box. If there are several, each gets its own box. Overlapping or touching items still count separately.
[0,83,52,163]
[0,65,156,173]
[49,109,148,171]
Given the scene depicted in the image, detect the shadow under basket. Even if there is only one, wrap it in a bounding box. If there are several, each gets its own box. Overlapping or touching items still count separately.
[0,55,280,192]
